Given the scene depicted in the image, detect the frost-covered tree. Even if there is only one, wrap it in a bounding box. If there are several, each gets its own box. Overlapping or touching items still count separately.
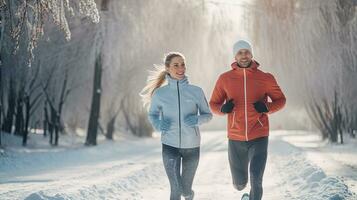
[0,0,99,146]
[249,0,357,142]
[0,0,99,63]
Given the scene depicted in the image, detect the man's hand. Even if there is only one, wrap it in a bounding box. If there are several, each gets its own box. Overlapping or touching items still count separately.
[221,99,235,114]
[253,101,269,113]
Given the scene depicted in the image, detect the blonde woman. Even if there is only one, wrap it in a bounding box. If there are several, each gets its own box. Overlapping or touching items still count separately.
[141,52,212,200]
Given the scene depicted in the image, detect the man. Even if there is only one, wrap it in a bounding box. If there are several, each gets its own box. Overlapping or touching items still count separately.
[209,40,286,200]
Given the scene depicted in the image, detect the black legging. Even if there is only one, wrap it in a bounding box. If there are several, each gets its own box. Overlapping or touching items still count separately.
[228,137,268,200]
[162,144,200,200]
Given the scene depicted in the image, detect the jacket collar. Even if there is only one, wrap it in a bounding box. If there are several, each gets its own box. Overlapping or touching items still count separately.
[231,60,260,73]
[166,74,189,88]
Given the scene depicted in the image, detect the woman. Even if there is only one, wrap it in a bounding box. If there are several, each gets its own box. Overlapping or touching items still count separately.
[141,52,212,200]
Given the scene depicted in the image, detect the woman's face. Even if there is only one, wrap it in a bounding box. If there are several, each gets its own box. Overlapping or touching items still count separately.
[166,56,186,80]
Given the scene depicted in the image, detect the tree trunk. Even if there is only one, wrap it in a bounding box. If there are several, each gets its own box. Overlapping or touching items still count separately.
[54,115,59,146]
[85,53,102,146]
[49,121,53,145]
[0,87,1,146]
[57,69,69,135]
[0,71,2,145]
[106,115,116,140]
[2,79,16,133]
[0,6,4,147]
[22,95,30,146]
[14,95,24,136]
[49,106,56,145]
[43,100,48,137]
[0,67,2,145]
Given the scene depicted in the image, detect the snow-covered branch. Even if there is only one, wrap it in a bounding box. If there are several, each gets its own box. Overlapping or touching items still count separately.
[2,0,99,64]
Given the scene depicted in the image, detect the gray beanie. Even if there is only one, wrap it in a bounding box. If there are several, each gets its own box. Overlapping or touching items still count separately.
[233,40,252,56]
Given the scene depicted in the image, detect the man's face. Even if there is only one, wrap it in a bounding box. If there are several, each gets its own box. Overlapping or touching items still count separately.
[235,49,253,67]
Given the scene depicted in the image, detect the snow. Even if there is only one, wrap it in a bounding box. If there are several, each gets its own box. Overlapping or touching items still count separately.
[279,130,357,196]
[1,130,356,200]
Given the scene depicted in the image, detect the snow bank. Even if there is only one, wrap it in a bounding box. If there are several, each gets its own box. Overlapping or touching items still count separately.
[269,131,356,200]
[277,152,352,200]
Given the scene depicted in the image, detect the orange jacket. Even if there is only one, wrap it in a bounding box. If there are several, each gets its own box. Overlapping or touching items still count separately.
[209,60,286,141]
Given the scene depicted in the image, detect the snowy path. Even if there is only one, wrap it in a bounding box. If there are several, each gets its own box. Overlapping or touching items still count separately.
[0,131,356,200]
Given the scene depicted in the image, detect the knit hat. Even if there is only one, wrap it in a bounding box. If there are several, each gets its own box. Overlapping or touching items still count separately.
[233,40,252,56]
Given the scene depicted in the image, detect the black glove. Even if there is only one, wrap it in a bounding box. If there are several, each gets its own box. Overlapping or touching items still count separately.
[221,99,235,113]
[253,101,269,113]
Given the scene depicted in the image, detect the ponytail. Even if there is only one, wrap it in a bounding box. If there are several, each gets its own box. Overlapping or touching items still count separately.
[140,65,168,108]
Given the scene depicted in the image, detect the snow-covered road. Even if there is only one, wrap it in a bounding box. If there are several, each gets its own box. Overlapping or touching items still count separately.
[1,131,356,200]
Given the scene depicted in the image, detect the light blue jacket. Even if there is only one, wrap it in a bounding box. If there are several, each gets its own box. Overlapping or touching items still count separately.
[149,75,212,148]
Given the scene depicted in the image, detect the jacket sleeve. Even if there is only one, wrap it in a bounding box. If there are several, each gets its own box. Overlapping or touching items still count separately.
[148,91,162,131]
[209,75,227,116]
[265,73,286,114]
[197,88,213,125]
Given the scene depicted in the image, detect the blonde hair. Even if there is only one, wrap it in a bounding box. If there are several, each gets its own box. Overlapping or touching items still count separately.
[140,52,185,108]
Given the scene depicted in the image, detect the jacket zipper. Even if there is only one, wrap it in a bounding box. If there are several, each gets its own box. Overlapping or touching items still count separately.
[177,81,182,148]
[243,69,248,141]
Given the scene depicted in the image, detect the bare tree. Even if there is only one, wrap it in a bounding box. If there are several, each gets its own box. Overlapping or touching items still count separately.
[85,53,102,146]
[22,64,42,145]
[42,66,73,146]
[306,90,345,143]
[103,101,121,140]
[0,9,3,146]
[342,104,357,138]
[0,3,5,146]
[84,0,111,145]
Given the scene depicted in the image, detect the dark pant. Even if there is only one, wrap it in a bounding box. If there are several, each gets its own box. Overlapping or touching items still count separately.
[162,144,200,200]
[228,137,268,200]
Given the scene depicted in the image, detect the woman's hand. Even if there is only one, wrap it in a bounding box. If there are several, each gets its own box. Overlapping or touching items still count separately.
[159,119,171,131]
[184,115,199,127]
